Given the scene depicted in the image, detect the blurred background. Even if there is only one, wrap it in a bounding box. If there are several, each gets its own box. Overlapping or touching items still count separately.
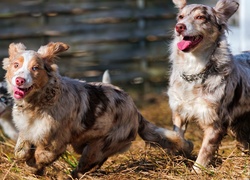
[0,0,245,105]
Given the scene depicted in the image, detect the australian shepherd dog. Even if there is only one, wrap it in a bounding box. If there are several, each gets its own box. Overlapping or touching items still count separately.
[168,0,250,172]
[3,42,183,178]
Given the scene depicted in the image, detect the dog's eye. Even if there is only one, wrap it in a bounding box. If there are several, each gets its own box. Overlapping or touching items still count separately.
[0,97,7,103]
[178,15,184,20]
[195,15,206,20]
[13,63,19,68]
[32,66,39,71]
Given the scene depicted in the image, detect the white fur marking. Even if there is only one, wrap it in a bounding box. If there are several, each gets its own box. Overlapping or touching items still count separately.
[13,106,51,143]
[12,51,34,88]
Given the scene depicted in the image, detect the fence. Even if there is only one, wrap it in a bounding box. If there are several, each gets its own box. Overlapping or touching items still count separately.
[0,0,218,97]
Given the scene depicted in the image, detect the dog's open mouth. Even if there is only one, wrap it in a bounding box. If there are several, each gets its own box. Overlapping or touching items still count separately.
[13,86,33,99]
[177,35,203,52]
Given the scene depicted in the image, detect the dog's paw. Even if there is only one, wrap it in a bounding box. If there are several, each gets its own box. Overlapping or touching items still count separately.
[191,165,202,174]
[25,160,44,176]
[71,169,84,179]
[236,142,250,155]
[183,139,194,154]
[15,141,33,160]
[35,149,59,166]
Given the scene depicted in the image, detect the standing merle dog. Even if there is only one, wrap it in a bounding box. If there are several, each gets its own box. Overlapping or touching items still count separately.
[168,0,249,172]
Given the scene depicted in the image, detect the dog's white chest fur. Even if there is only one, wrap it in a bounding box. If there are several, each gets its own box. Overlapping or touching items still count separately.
[13,106,51,143]
[168,81,218,125]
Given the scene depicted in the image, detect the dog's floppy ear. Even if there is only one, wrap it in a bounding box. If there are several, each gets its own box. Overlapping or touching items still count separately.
[2,58,10,70]
[214,0,239,23]
[3,43,26,70]
[172,0,186,9]
[37,42,69,63]
[8,43,26,60]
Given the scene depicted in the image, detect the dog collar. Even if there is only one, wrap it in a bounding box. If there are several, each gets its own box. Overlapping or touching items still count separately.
[181,62,216,83]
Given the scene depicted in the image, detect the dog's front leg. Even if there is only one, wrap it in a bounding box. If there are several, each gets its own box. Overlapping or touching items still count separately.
[172,112,193,154]
[173,112,188,137]
[27,143,67,172]
[14,135,34,160]
[193,125,226,172]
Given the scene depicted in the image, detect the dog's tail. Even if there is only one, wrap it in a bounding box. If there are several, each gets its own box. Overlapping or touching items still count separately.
[102,70,111,84]
[138,113,193,155]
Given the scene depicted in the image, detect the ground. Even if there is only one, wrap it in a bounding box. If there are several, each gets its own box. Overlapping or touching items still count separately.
[0,94,249,180]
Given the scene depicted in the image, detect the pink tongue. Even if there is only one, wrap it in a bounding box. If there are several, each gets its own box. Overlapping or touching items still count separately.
[177,40,192,51]
[13,87,25,99]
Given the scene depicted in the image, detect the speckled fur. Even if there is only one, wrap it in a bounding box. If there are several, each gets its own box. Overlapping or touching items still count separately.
[0,81,18,140]
[3,42,181,178]
[168,0,249,172]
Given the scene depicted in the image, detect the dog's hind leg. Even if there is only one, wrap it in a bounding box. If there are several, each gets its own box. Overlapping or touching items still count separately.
[235,131,250,154]
[71,142,105,178]
[71,138,133,178]
[193,125,226,172]
[231,112,250,154]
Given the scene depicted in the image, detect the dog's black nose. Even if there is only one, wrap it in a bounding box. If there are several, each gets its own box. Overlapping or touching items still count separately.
[175,23,186,34]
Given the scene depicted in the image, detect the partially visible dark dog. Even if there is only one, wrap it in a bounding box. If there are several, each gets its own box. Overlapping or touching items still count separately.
[168,0,250,172]
[0,81,18,140]
[3,42,186,178]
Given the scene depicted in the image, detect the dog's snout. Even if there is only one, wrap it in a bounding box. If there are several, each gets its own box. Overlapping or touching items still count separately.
[175,23,186,34]
[15,77,26,86]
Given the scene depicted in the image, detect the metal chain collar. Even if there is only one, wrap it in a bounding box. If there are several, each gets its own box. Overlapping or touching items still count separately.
[181,63,215,83]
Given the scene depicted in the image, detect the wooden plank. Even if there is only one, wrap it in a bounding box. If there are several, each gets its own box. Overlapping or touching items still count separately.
[0,2,174,18]
[52,41,170,62]
[0,19,174,40]
[0,39,171,63]
[0,0,181,17]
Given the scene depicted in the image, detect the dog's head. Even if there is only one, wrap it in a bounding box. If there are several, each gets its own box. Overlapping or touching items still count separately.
[3,42,69,100]
[172,0,239,53]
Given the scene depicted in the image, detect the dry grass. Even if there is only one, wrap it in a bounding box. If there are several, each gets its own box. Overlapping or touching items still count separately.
[0,94,249,180]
